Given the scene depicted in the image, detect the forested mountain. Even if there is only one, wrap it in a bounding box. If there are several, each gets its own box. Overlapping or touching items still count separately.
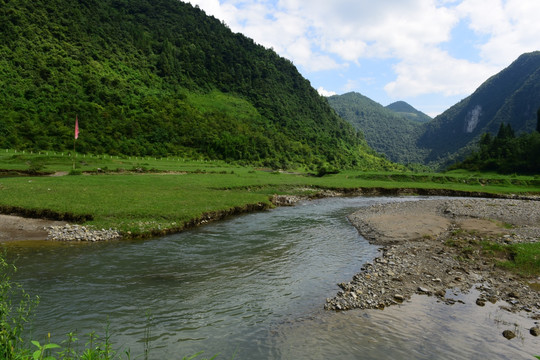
[327,92,428,164]
[418,51,540,168]
[385,101,431,123]
[0,0,394,170]
[329,52,540,170]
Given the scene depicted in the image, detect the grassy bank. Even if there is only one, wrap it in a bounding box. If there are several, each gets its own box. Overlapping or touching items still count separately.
[1,149,539,237]
[481,241,540,277]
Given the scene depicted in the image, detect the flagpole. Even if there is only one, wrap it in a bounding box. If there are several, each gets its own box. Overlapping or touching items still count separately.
[73,115,79,170]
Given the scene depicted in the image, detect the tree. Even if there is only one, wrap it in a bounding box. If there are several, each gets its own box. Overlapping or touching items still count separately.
[496,123,515,139]
[479,132,492,148]
[536,108,540,132]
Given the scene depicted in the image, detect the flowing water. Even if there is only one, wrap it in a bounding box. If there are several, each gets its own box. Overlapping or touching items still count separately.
[5,197,539,359]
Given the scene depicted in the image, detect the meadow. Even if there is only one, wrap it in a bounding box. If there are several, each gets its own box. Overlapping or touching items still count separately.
[1,149,539,237]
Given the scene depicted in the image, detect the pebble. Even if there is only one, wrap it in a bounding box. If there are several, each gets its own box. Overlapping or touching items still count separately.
[502,330,516,340]
[46,224,121,241]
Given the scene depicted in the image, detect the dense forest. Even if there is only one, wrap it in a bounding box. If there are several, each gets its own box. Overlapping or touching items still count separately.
[327,92,428,164]
[0,0,395,170]
[450,112,540,174]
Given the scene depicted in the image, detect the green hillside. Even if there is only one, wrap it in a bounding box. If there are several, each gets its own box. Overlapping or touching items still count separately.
[327,92,428,164]
[385,101,431,123]
[0,0,394,170]
[419,51,540,168]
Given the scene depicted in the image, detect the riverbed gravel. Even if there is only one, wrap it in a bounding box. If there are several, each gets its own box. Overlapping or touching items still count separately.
[325,198,540,339]
[46,224,121,241]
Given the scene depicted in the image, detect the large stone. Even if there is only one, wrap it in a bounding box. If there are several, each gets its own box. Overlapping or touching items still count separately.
[502,330,516,340]
[476,298,486,307]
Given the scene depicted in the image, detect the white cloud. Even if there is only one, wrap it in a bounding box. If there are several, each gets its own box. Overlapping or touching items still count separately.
[457,0,540,66]
[285,37,343,72]
[317,87,337,97]
[189,0,458,66]
[384,50,499,98]
[325,39,367,63]
[282,0,459,58]
[186,0,540,106]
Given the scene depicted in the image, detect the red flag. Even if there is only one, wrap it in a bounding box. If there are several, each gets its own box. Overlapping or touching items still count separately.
[75,116,79,139]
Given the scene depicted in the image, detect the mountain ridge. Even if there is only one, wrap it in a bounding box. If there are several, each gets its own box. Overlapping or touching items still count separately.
[419,51,540,167]
[328,51,540,169]
[327,92,428,164]
[0,0,396,170]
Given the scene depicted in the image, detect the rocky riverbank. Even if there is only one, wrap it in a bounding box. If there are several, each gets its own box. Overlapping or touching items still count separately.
[325,198,540,340]
[46,224,121,241]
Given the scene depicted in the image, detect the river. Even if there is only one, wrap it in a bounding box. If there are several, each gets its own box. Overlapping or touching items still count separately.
[5,197,538,359]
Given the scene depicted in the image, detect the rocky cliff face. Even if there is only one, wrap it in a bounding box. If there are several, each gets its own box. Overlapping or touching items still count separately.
[418,51,540,167]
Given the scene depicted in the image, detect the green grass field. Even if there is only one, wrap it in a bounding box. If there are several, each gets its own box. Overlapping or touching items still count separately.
[1,149,539,236]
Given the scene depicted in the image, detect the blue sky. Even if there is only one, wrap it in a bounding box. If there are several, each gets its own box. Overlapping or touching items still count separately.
[185,0,540,117]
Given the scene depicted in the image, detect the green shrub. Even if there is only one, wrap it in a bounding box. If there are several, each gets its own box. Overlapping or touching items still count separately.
[0,254,39,360]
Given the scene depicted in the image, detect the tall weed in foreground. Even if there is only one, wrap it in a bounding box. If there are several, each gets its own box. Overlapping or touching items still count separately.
[0,253,39,360]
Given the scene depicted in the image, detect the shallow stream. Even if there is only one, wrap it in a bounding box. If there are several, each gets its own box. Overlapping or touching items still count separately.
[5,197,539,359]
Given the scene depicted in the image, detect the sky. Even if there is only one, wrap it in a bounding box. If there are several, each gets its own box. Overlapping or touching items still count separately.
[184,0,540,117]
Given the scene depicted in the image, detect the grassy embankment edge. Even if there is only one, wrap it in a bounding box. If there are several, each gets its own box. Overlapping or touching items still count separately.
[0,149,539,239]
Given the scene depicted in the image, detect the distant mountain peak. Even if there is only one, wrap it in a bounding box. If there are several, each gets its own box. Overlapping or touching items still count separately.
[328,51,540,169]
[327,92,428,164]
[386,101,416,112]
[385,101,431,123]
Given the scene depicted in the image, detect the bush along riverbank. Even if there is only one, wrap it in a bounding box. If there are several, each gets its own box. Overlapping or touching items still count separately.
[325,198,540,343]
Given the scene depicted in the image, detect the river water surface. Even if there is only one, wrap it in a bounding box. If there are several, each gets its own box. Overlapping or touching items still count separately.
[5,197,539,359]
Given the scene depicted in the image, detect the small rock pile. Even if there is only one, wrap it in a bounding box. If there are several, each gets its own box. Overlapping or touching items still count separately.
[46,224,121,241]
[324,244,469,311]
[324,240,540,313]
[271,194,304,206]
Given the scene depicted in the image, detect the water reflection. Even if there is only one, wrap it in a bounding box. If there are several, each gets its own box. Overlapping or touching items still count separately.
[273,289,538,360]
[4,197,539,359]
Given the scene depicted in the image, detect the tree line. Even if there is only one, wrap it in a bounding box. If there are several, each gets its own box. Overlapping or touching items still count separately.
[449,108,540,174]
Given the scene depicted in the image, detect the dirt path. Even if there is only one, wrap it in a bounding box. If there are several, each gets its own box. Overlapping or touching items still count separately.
[0,214,66,241]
